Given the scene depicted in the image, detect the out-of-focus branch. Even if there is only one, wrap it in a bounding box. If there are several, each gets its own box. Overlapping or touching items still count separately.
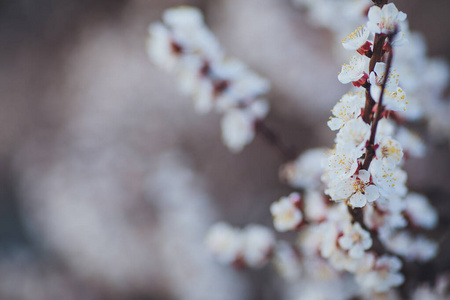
[255,120,298,161]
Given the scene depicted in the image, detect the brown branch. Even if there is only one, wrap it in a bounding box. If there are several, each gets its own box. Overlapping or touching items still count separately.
[255,120,298,161]
[362,31,395,170]
[372,0,389,7]
[362,34,387,123]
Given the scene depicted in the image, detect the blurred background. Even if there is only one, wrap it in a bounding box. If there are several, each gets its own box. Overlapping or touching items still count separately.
[0,0,449,299]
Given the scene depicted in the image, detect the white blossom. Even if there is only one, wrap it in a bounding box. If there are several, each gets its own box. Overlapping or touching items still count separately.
[270,193,303,232]
[370,161,407,198]
[148,6,270,153]
[205,222,243,265]
[303,190,328,222]
[395,127,426,158]
[220,109,255,153]
[404,193,438,229]
[328,170,380,208]
[281,148,327,189]
[386,232,438,262]
[335,118,370,155]
[162,6,204,28]
[318,221,340,259]
[342,25,371,52]
[374,136,404,167]
[242,224,275,268]
[330,249,375,274]
[367,3,407,35]
[369,62,401,92]
[272,241,302,281]
[326,150,360,180]
[338,55,370,86]
[147,23,179,72]
[356,255,404,293]
[338,222,373,259]
[364,196,407,231]
[328,92,365,131]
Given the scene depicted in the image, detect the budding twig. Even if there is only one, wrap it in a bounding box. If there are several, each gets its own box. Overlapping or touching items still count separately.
[362,30,397,170]
[351,29,398,256]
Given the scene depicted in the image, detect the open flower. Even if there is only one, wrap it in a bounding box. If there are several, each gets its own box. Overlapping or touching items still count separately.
[326,150,360,180]
[273,241,302,281]
[281,148,327,189]
[342,26,372,55]
[338,222,373,259]
[162,6,204,30]
[220,109,255,153]
[331,170,380,208]
[270,193,303,232]
[205,222,243,264]
[356,255,404,293]
[242,224,275,268]
[335,118,370,155]
[374,136,404,167]
[369,62,400,92]
[404,193,438,229]
[328,91,365,131]
[395,127,426,158]
[370,161,407,198]
[147,23,180,72]
[370,84,408,112]
[367,3,407,35]
[338,55,370,87]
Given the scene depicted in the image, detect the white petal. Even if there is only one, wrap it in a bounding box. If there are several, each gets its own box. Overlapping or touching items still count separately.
[338,236,353,250]
[365,185,380,203]
[349,244,364,259]
[368,6,382,23]
[350,193,366,208]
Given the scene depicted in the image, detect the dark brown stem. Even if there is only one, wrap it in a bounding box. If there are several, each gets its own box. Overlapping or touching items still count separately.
[372,0,389,7]
[255,120,298,161]
[362,33,395,170]
[362,34,387,123]
[349,30,398,256]
[362,89,374,124]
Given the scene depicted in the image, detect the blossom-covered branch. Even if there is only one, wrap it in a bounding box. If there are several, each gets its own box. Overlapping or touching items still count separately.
[148,3,445,299]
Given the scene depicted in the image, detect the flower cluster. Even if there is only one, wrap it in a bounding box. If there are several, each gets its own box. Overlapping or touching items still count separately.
[149,3,444,299]
[147,6,270,152]
[205,222,275,268]
[275,2,439,297]
[295,0,450,142]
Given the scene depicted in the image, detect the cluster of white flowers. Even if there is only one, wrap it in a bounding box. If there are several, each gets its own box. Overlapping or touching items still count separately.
[273,2,440,298]
[295,0,450,142]
[205,222,275,269]
[270,192,303,232]
[412,275,450,300]
[324,3,412,210]
[147,6,270,152]
[149,3,445,299]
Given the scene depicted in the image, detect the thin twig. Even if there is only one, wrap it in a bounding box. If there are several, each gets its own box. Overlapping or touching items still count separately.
[255,120,298,161]
[363,34,387,123]
[362,30,396,170]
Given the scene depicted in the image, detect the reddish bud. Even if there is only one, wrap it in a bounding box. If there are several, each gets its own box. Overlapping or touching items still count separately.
[352,73,369,87]
[357,41,373,56]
